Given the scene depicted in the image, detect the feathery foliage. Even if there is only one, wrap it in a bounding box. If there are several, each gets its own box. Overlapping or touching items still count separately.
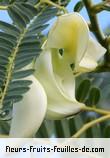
[0,1,58,120]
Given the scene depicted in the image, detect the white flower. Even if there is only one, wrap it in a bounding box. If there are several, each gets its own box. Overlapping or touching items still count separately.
[35,13,106,120]
[9,75,47,137]
[46,13,106,73]
[9,12,106,135]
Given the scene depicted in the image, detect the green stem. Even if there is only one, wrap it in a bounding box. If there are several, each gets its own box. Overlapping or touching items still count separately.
[0,6,8,10]
[91,2,106,13]
[0,0,68,13]
[34,2,41,9]
[82,106,110,115]
[39,0,68,13]
[72,114,110,138]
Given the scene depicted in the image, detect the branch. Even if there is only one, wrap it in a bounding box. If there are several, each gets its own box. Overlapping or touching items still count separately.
[83,0,106,47]
[92,2,110,13]
[83,0,110,73]
[72,114,110,138]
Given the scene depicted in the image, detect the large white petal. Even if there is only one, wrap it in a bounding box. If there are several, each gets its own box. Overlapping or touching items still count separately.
[9,75,47,137]
[87,37,106,61]
[46,13,89,65]
[35,50,85,120]
[78,53,98,72]
[78,37,106,72]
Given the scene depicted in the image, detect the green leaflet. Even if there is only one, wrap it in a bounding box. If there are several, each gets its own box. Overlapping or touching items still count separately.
[86,87,101,106]
[76,79,91,102]
[74,1,84,12]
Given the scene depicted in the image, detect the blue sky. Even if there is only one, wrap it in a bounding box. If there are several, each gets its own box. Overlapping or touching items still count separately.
[0,0,109,31]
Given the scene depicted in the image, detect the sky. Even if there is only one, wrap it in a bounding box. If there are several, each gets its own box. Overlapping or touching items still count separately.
[0,0,109,31]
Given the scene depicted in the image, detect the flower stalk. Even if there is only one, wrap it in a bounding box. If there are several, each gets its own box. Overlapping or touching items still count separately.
[35,0,68,13]
[82,106,110,115]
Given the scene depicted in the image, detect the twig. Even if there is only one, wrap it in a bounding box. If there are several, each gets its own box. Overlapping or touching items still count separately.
[35,0,68,13]
[91,2,107,13]
[72,115,110,138]
[0,6,8,10]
